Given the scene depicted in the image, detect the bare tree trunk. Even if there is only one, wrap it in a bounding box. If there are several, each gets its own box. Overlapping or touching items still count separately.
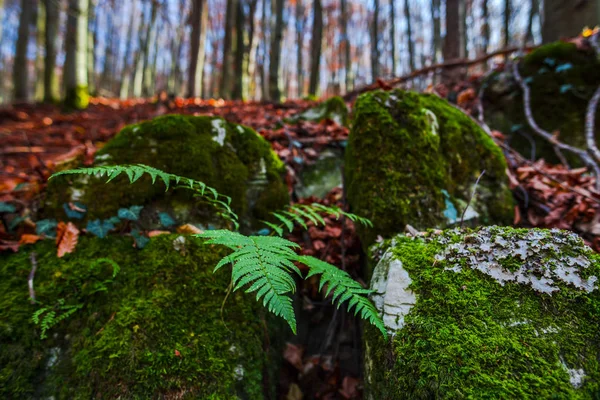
[246,0,259,99]
[444,0,463,60]
[119,0,137,99]
[43,0,60,102]
[308,0,322,96]
[35,1,46,101]
[259,0,269,99]
[503,0,510,50]
[390,0,396,76]
[431,0,441,63]
[370,0,379,81]
[268,0,284,100]
[168,23,184,95]
[87,0,96,96]
[233,0,246,99]
[142,0,158,97]
[481,0,489,55]
[100,10,114,94]
[64,0,90,109]
[297,0,305,97]
[220,0,237,99]
[14,0,35,101]
[404,0,414,72]
[340,0,352,92]
[187,0,208,97]
[525,0,538,45]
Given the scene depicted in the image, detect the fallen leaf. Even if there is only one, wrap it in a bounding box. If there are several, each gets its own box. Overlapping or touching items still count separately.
[148,230,170,237]
[338,376,359,399]
[19,234,42,245]
[56,222,79,258]
[284,343,304,371]
[176,224,204,234]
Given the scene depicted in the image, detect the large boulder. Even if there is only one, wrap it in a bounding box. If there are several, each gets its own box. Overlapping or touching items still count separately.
[345,89,513,247]
[43,114,289,231]
[364,226,600,398]
[0,235,282,399]
[483,41,600,164]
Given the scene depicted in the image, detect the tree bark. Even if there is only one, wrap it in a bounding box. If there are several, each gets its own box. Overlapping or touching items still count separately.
[64,0,90,109]
[187,0,208,97]
[444,0,463,61]
[100,10,114,94]
[220,0,238,99]
[119,0,137,99]
[503,0,510,49]
[142,0,159,97]
[246,0,259,99]
[308,0,322,96]
[35,1,46,101]
[525,0,538,45]
[390,0,396,75]
[340,0,352,92]
[14,0,35,101]
[232,0,246,99]
[43,0,60,102]
[297,0,305,96]
[541,0,597,43]
[370,0,379,81]
[404,0,414,72]
[268,0,284,100]
[431,0,441,63]
[481,0,489,55]
[259,0,269,99]
[87,0,96,96]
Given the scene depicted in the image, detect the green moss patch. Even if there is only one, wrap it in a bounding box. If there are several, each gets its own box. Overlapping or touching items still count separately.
[483,41,600,164]
[345,89,513,247]
[290,96,350,127]
[43,115,288,231]
[0,235,279,399]
[365,226,600,399]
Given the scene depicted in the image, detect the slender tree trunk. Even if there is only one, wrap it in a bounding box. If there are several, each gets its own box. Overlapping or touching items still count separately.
[246,0,259,99]
[87,0,96,95]
[297,0,305,97]
[14,0,35,101]
[142,0,158,97]
[462,0,469,57]
[35,1,46,101]
[340,0,352,92]
[481,0,489,55]
[268,0,284,100]
[149,22,160,94]
[370,0,379,81]
[64,0,90,109]
[503,0,510,49]
[308,0,322,96]
[43,0,59,102]
[431,0,441,63]
[390,0,396,75]
[187,0,208,97]
[259,0,269,99]
[404,0,414,72]
[100,11,114,94]
[220,0,237,99]
[444,0,462,60]
[232,0,246,99]
[119,0,137,99]
[525,0,538,44]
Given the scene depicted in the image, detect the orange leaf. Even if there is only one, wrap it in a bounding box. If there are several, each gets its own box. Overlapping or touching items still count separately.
[148,230,170,237]
[56,222,79,258]
[176,224,204,235]
[20,234,42,245]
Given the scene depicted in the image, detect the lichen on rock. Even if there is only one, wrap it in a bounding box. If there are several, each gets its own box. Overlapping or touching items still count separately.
[290,96,350,127]
[345,89,513,247]
[43,114,289,231]
[364,226,600,399]
[483,41,600,164]
[0,234,281,399]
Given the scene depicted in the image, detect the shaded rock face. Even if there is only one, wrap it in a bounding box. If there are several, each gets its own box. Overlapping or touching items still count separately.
[483,42,600,165]
[0,235,281,399]
[345,89,513,247]
[364,226,600,399]
[43,114,289,231]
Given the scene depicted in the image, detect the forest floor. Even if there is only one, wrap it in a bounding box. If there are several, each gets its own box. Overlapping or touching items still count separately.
[2,71,600,398]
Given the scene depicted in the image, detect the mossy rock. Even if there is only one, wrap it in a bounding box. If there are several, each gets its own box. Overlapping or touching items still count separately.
[0,234,282,399]
[364,226,600,399]
[291,96,350,127]
[43,115,289,231]
[345,89,513,247]
[483,41,600,164]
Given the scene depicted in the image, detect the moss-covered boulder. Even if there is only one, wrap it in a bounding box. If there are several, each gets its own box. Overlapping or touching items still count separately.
[291,96,349,126]
[345,89,513,246]
[0,235,282,399]
[483,42,600,164]
[364,226,600,399]
[44,115,289,231]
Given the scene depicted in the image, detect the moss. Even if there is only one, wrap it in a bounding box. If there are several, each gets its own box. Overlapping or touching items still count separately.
[483,41,600,164]
[0,234,280,399]
[291,96,350,127]
[365,227,600,399]
[43,115,289,231]
[345,89,513,248]
[64,85,90,110]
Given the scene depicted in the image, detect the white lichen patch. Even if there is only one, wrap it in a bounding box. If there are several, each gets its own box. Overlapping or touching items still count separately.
[370,251,417,333]
[211,119,227,146]
[435,227,597,294]
[422,108,439,136]
[560,358,586,388]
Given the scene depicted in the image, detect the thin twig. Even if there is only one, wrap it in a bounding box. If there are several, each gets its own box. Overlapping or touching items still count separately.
[585,85,600,163]
[512,61,600,190]
[28,252,38,304]
[460,171,486,228]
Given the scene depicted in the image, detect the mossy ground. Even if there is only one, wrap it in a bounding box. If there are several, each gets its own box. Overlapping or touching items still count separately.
[0,234,279,399]
[43,115,288,231]
[345,89,513,247]
[483,42,600,164]
[365,227,600,399]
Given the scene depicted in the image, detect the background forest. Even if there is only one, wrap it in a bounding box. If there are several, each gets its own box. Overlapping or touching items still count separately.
[0,0,592,105]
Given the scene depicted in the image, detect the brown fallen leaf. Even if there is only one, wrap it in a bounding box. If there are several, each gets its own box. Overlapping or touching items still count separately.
[56,222,79,258]
[176,224,204,235]
[284,343,304,371]
[338,376,360,399]
[19,234,42,245]
[148,230,170,237]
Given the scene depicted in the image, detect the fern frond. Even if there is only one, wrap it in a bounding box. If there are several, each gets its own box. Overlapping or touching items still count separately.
[50,164,238,226]
[298,255,387,339]
[89,258,120,278]
[264,203,373,236]
[197,230,300,333]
